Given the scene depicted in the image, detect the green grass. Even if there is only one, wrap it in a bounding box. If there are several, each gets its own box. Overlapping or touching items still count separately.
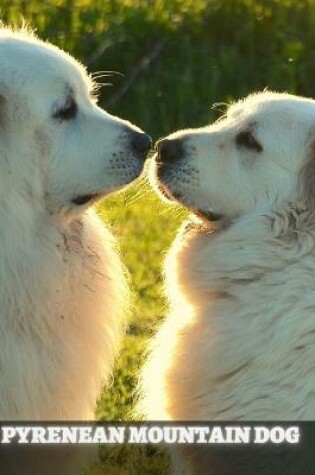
[96,179,186,421]
[80,179,185,473]
[87,443,172,475]
[91,180,185,473]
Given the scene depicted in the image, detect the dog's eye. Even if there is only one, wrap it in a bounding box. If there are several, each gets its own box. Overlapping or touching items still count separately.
[53,97,78,121]
[236,131,262,152]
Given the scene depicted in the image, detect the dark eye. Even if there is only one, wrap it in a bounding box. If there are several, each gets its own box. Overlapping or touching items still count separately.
[236,131,262,152]
[53,97,78,121]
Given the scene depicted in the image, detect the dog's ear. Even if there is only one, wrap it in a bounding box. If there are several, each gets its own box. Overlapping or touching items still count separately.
[272,135,315,237]
[299,135,315,215]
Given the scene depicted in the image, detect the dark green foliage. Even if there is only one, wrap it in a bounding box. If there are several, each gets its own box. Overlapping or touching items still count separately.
[1,1,315,138]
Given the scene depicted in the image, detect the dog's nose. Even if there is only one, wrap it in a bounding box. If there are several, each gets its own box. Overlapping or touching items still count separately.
[157,139,182,162]
[131,132,152,155]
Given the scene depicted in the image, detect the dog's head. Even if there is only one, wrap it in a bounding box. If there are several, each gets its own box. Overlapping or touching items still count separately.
[151,91,315,225]
[0,27,151,217]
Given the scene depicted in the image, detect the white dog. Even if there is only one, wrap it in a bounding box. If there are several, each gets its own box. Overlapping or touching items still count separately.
[0,26,151,422]
[141,91,315,472]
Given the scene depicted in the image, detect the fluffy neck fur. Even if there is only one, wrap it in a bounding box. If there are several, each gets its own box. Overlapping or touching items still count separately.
[142,202,315,421]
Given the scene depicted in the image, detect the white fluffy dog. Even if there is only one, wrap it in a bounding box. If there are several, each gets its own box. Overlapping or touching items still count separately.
[0,26,151,421]
[141,91,315,470]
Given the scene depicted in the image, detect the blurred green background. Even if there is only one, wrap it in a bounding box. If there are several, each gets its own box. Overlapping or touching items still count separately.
[2,1,315,472]
[3,0,315,137]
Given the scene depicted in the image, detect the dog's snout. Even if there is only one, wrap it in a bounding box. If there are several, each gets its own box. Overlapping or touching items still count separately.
[157,139,183,163]
[131,132,152,155]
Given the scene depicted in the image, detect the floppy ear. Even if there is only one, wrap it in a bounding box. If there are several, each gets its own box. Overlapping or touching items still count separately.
[271,135,315,238]
[299,134,315,217]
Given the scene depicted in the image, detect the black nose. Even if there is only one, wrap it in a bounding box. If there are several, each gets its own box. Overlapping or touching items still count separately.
[157,139,183,162]
[131,132,152,155]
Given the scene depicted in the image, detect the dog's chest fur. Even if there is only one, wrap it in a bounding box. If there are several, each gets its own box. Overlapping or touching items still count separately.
[0,210,125,419]
[145,215,315,420]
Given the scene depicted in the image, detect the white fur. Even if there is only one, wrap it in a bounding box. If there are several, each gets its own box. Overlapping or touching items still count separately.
[0,27,145,420]
[141,91,315,422]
